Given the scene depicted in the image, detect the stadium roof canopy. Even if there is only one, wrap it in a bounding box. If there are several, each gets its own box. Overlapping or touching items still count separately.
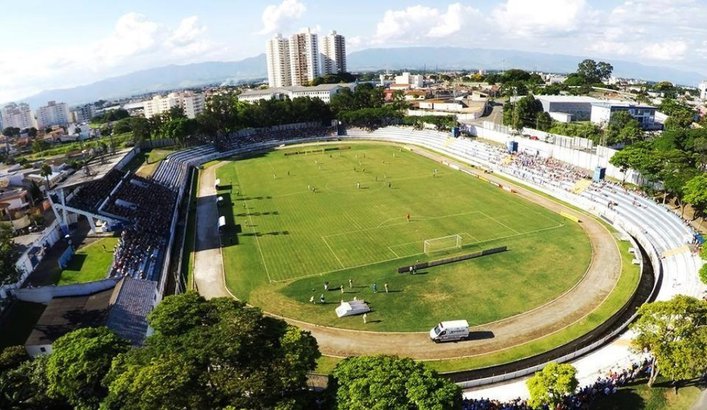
[55,148,133,190]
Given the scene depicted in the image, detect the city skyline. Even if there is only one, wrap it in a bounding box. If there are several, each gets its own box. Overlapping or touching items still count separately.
[2,0,707,102]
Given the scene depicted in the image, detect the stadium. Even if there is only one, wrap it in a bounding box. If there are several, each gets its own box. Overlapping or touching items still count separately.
[38,122,702,385]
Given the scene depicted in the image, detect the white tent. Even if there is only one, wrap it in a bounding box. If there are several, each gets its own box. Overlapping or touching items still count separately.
[215,178,221,188]
[218,216,226,230]
[335,300,370,318]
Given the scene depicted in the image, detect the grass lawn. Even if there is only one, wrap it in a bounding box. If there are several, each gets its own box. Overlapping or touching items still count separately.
[216,143,592,332]
[589,377,703,410]
[57,237,119,285]
[136,147,177,177]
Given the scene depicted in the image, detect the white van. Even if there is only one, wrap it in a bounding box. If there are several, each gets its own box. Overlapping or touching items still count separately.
[429,320,469,343]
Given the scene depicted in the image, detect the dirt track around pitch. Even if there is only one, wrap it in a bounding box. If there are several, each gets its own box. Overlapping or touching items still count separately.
[193,142,621,361]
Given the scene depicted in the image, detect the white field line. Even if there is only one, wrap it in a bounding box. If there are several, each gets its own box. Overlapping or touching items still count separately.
[321,236,345,269]
[480,211,521,235]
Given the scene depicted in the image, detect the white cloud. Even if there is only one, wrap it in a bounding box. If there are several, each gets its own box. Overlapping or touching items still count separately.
[258,0,306,35]
[642,40,688,61]
[93,13,160,66]
[492,0,588,37]
[169,16,207,47]
[427,3,477,38]
[0,12,218,103]
[372,3,479,44]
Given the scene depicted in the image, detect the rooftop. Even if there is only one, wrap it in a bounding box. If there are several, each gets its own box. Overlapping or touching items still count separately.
[25,288,112,346]
[25,276,157,347]
[55,148,132,190]
[591,101,656,109]
[535,95,600,103]
[240,83,356,97]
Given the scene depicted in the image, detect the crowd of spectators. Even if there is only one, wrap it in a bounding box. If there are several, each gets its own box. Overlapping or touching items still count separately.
[462,357,653,410]
[104,174,177,280]
[504,151,591,191]
[67,169,124,212]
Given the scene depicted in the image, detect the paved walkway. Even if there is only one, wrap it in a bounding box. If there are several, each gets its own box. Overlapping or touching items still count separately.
[193,144,621,360]
[193,164,230,299]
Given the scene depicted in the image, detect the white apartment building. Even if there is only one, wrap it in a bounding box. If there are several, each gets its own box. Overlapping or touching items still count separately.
[36,101,71,129]
[289,29,320,86]
[70,104,96,123]
[143,92,205,119]
[321,30,346,75]
[699,81,707,100]
[266,34,292,87]
[1,103,36,130]
[393,72,424,89]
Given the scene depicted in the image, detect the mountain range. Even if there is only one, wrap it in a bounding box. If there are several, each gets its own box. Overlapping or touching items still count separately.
[16,47,707,107]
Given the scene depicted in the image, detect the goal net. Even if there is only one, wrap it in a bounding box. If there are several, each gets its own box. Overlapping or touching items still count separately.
[423,234,462,255]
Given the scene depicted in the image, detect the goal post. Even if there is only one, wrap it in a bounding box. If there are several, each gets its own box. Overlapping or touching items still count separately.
[423,234,462,255]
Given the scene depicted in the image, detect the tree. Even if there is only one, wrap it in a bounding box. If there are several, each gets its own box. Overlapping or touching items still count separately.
[575,59,613,84]
[510,95,543,130]
[630,295,707,387]
[526,362,578,409]
[330,355,462,409]
[46,327,129,409]
[605,111,644,146]
[112,118,133,134]
[700,264,707,285]
[0,224,20,286]
[39,163,52,190]
[31,139,49,153]
[130,117,152,143]
[104,293,320,409]
[535,112,552,131]
[684,173,707,223]
[27,127,38,138]
[0,353,68,409]
[2,127,20,137]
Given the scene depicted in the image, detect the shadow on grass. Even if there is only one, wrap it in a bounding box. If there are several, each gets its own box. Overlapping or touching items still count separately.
[64,254,87,271]
[589,389,646,410]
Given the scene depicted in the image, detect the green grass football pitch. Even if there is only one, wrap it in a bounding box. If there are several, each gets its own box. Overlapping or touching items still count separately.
[216,143,592,329]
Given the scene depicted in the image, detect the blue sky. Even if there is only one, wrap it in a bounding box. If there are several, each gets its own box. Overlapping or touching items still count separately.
[1,0,706,102]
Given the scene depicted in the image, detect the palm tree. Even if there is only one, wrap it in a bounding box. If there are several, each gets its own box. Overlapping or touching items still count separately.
[39,164,52,191]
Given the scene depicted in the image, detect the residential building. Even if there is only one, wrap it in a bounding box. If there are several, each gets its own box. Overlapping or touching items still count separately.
[289,28,320,86]
[1,103,35,130]
[590,102,658,130]
[36,101,71,129]
[238,83,356,104]
[70,103,96,123]
[266,34,292,87]
[699,81,707,100]
[392,72,424,89]
[143,91,205,119]
[321,30,346,75]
